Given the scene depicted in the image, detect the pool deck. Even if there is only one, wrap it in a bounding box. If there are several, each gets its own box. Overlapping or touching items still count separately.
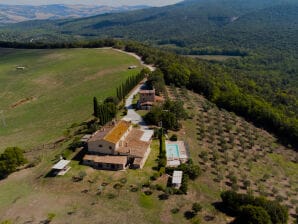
[166,140,188,167]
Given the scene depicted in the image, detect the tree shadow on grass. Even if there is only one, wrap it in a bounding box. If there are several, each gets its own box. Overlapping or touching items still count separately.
[212,201,236,217]
[184,211,196,220]
[44,170,57,178]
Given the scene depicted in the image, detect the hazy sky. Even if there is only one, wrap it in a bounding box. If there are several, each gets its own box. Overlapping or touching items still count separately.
[0,0,182,6]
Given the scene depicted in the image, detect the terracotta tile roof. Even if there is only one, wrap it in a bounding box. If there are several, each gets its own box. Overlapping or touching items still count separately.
[88,120,130,143]
[104,120,131,144]
[88,125,114,142]
[140,101,154,106]
[83,155,127,165]
[155,95,164,102]
[117,129,150,158]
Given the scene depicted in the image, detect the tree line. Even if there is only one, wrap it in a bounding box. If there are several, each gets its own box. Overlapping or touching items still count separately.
[116,70,146,101]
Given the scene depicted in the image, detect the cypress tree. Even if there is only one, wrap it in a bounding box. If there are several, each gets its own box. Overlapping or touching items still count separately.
[93,97,99,117]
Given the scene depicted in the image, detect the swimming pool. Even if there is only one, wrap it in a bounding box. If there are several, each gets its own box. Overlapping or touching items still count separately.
[166,144,180,159]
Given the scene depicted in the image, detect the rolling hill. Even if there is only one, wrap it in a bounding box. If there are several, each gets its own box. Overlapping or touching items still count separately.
[0,0,297,55]
[0,4,148,24]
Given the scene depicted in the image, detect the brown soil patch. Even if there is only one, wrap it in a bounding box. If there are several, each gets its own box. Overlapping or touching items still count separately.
[10,96,36,109]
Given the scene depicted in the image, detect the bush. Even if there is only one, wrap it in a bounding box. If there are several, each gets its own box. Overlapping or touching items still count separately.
[113,183,123,189]
[180,174,189,194]
[156,184,164,191]
[159,167,166,175]
[177,162,201,180]
[192,203,202,213]
[150,172,159,180]
[165,187,175,195]
[233,205,272,224]
[158,193,169,200]
[46,213,56,223]
[171,208,180,214]
[130,187,139,192]
[144,190,153,195]
[68,140,84,151]
[170,134,178,141]
[78,171,87,180]
[1,221,13,224]
[120,178,127,184]
[107,193,116,199]
[0,147,27,179]
[220,190,288,224]
[184,211,196,220]
[243,180,251,189]
[199,151,208,162]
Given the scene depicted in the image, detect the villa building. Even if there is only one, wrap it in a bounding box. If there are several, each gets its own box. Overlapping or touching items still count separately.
[138,88,164,110]
[83,120,151,170]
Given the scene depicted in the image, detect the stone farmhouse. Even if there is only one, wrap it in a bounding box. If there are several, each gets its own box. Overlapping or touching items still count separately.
[138,88,164,110]
[83,120,151,170]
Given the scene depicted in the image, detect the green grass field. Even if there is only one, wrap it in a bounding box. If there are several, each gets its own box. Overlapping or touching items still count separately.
[0,48,142,152]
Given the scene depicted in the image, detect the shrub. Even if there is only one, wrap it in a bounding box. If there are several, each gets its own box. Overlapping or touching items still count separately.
[234,205,272,224]
[0,147,27,179]
[78,171,87,180]
[150,172,159,180]
[113,183,123,189]
[192,203,202,213]
[144,190,153,195]
[171,208,180,214]
[120,178,127,184]
[156,184,164,191]
[180,174,189,194]
[130,187,138,192]
[159,167,166,175]
[1,221,13,224]
[107,193,116,199]
[170,134,178,141]
[199,151,208,162]
[184,211,196,220]
[243,180,251,189]
[46,213,56,223]
[158,193,169,200]
[220,190,288,224]
[177,162,201,180]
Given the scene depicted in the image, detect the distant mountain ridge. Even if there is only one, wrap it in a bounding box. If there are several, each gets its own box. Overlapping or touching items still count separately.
[0,0,297,55]
[0,4,149,24]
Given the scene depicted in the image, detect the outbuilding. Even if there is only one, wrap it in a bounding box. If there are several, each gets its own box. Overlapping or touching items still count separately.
[52,159,71,176]
[172,170,183,189]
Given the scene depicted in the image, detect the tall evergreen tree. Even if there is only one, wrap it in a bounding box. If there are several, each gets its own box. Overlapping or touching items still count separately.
[93,97,99,117]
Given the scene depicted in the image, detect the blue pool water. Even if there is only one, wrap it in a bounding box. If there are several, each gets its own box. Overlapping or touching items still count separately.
[166,144,180,158]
